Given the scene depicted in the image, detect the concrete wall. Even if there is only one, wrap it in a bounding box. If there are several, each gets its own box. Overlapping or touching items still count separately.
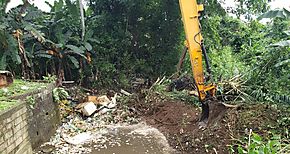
[0,83,60,154]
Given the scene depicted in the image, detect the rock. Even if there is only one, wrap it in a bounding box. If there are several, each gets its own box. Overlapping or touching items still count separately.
[82,102,97,116]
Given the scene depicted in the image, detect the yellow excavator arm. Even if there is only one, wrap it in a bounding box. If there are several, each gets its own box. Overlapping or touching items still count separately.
[179,0,216,121]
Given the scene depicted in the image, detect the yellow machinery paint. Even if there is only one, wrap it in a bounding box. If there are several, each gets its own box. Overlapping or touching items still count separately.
[179,0,216,101]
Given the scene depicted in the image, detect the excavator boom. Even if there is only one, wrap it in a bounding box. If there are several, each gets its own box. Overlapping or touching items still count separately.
[179,0,216,121]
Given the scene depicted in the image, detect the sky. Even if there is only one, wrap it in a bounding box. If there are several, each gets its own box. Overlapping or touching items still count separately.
[6,0,290,13]
[220,0,289,10]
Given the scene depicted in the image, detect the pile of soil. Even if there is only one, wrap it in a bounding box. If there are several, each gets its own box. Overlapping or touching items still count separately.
[127,94,231,153]
[127,93,288,154]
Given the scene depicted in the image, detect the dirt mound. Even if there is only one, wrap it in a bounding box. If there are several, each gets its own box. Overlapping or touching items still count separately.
[144,101,200,134]
[129,94,233,154]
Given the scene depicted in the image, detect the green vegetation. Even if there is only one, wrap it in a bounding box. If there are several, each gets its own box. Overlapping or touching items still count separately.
[0,79,48,111]
[0,0,288,102]
[26,95,35,109]
[0,0,289,152]
[0,0,182,88]
[52,87,69,102]
[231,130,290,154]
[228,103,290,154]
[0,79,48,98]
[0,100,17,111]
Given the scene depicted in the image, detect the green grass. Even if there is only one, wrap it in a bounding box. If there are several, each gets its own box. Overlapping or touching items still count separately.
[0,79,49,111]
[0,100,18,111]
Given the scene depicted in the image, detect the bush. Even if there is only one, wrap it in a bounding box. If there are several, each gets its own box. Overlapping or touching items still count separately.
[230,130,290,154]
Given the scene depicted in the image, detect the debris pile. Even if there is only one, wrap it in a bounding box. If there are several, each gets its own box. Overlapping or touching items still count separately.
[37,89,140,153]
[75,94,118,116]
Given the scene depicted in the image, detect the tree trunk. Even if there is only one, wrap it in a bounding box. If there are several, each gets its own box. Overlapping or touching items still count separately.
[79,0,85,41]
[56,59,64,86]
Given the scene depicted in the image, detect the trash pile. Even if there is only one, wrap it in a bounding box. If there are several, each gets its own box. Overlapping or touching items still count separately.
[76,94,118,116]
[36,88,140,154]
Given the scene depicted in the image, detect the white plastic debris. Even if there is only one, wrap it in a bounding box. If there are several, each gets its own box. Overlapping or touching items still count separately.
[99,108,113,114]
[82,102,97,116]
[107,94,118,108]
[21,86,29,90]
[107,103,117,109]
[111,93,117,104]
[2,88,8,93]
[64,132,92,145]
[120,89,132,96]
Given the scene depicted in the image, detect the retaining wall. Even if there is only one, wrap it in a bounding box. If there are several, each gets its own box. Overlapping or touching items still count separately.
[0,83,60,154]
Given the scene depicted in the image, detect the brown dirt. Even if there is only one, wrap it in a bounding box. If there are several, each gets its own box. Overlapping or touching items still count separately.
[128,94,232,154]
[126,93,289,154]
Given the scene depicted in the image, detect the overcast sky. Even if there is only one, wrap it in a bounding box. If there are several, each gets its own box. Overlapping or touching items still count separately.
[6,0,290,13]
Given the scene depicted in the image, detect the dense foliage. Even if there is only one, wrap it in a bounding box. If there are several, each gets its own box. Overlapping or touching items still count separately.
[0,0,289,103]
[86,0,182,87]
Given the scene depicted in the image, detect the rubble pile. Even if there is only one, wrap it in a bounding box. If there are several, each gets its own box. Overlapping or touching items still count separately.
[36,89,140,154]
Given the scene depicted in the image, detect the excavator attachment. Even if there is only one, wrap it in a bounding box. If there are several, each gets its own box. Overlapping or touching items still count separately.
[178,0,227,125]
[199,99,227,127]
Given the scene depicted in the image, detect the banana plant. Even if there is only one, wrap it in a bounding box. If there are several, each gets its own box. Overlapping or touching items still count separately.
[30,0,93,82]
[0,0,92,81]
[0,0,10,13]
[0,4,24,72]
[258,8,290,20]
[271,40,290,47]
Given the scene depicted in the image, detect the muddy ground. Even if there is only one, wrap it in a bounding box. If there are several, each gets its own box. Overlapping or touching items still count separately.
[125,91,290,154]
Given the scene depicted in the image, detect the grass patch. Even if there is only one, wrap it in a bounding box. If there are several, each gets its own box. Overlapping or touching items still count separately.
[0,79,48,98]
[0,100,18,111]
[0,79,49,111]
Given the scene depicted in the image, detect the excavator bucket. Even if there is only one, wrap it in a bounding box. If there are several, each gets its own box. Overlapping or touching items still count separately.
[199,98,228,127]
[168,79,228,126]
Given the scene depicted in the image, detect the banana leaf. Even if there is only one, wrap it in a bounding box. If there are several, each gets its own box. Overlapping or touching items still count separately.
[258,8,290,20]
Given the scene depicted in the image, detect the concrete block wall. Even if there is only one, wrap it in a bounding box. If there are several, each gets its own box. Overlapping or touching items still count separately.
[0,83,60,154]
[0,103,31,154]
